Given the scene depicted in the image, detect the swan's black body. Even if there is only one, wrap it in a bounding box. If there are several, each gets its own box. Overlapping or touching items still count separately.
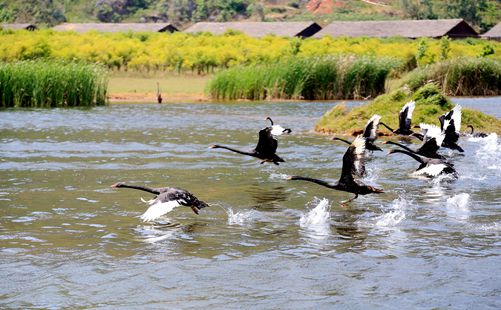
[439,107,464,152]
[388,149,457,178]
[111,182,208,215]
[466,125,488,138]
[289,136,383,203]
[210,118,289,165]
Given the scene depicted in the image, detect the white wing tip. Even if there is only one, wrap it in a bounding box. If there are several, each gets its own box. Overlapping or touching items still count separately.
[352,135,366,154]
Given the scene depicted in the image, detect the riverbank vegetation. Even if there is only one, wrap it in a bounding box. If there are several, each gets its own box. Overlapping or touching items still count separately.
[0,60,108,107]
[399,57,501,96]
[208,56,401,100]
[1,30,500,74]
[315,83,501,135]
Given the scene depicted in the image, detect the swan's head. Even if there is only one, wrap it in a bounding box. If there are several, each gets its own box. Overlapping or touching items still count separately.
[110,182,125,188]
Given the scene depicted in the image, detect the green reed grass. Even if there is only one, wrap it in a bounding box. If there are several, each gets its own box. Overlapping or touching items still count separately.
[401,57,501,96]
[207,56,401,101]
[0,60,108,108]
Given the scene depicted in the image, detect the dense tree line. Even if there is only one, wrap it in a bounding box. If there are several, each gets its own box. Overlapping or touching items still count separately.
[400,0,500,32]
[0,0,498,32]
[0,0,252,25]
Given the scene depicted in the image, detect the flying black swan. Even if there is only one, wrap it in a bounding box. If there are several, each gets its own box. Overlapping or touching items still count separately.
[288,136,383,204]
[384,123,446,160]
[388,149,457,178]
[380,100,423,139]
[110,182,209,222]
[466,125,488,138]
[210,117,290,165]
[332,114,383,152]
[439,105,464,152]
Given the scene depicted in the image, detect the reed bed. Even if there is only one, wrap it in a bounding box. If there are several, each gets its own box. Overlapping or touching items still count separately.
[207,56,401,100]
[401,57,501,96]
[0,60,108,108]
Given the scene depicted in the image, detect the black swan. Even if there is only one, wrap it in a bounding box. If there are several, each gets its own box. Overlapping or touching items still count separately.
[439,105,464,152]
[111,182,209,222]
[210,117,290,165]
[388,149,457,178]
[466,125,488,138]
[384,123,446,159]
[380,100,423,139]
[333,114,383,153]
[288,136,383,204]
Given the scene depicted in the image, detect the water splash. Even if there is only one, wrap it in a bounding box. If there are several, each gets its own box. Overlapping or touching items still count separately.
[299,198,331,238]
[446,193,470,221]
[473,133,500,170]
[226,208,260,226]
[375,197,407,228]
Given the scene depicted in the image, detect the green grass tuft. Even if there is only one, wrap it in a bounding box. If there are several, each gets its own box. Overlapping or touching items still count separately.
[207,56,402,101]
[0,60,108,108]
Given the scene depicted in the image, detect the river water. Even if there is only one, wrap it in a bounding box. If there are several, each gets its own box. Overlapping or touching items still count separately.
[1,98,500,309]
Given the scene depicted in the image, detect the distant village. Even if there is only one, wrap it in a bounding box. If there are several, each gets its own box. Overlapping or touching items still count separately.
[2,19,501,40]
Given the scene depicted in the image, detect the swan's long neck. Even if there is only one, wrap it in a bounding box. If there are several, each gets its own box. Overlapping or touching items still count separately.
[288,176,337,189]
[113,183,158,194]
[386,141,415,153]
[380,122,394,132]
[212,145,257,157]
[332,137,351,145]
[390,149,424,164]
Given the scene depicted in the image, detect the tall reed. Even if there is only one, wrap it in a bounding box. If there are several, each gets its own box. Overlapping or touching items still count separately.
[0,60,108,108]
[400,57,501,96]
[207,56,401,100]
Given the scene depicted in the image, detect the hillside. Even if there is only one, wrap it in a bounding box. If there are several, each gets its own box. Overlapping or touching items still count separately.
[0,0,499,32]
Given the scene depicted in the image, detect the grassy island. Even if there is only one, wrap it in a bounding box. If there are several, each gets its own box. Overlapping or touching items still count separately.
[315,83,501,135]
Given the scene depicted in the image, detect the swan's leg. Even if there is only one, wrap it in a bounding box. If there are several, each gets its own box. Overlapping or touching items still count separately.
[340,193,358,205]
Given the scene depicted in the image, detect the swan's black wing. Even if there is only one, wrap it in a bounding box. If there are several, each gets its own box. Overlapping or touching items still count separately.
[363,114,381,142]
[254,127,278,156]
[443,119,460,144]
[340,136,366,182]
[398,101,415,131]
[416,124,444,157]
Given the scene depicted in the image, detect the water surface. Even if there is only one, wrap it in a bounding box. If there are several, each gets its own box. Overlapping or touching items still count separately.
[1,99,500,309]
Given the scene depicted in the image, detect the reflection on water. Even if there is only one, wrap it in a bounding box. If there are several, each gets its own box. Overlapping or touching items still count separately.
[0,100,500,308]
